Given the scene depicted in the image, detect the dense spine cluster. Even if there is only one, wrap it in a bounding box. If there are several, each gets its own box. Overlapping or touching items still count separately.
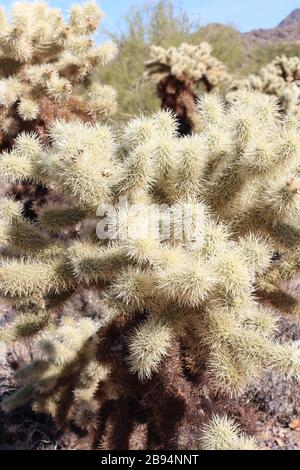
[1,90,300,449]
[201,415,258,450]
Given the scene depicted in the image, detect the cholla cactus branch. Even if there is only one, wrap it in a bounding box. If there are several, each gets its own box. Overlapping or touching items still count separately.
[144,43,230,135]
[201,415,258,450]
[228,55,300,114]
[1,91,300,449]
[0,1,118,147]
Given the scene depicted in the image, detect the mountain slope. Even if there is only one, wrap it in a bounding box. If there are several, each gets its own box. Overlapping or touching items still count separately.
[244,9,300,45]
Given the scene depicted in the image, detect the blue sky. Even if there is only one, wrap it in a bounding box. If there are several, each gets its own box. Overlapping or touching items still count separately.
[1,0,300,33]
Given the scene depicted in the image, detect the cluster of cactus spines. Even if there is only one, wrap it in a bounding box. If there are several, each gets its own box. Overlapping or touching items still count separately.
[0,1,118,149]
[228,55,300,114]
[201,415,258,450]
[144,43,230,135]
[1,91,300,449]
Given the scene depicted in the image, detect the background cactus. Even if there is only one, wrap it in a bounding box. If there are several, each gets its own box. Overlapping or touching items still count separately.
[1,91,300,449]
[144,42,230,135]
[228,55,300,114]
[0,1,118,219]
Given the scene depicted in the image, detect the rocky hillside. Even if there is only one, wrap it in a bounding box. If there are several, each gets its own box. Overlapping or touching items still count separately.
[244,9,300,45]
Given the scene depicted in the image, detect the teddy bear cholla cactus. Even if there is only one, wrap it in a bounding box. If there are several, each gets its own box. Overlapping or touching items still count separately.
[0,1,118,220]
[199,91,300,313]
[1,91,300,449]
[0,1,118,149]
[228,55,300,114]
[200,415,258,450]
[144,43,230,135]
